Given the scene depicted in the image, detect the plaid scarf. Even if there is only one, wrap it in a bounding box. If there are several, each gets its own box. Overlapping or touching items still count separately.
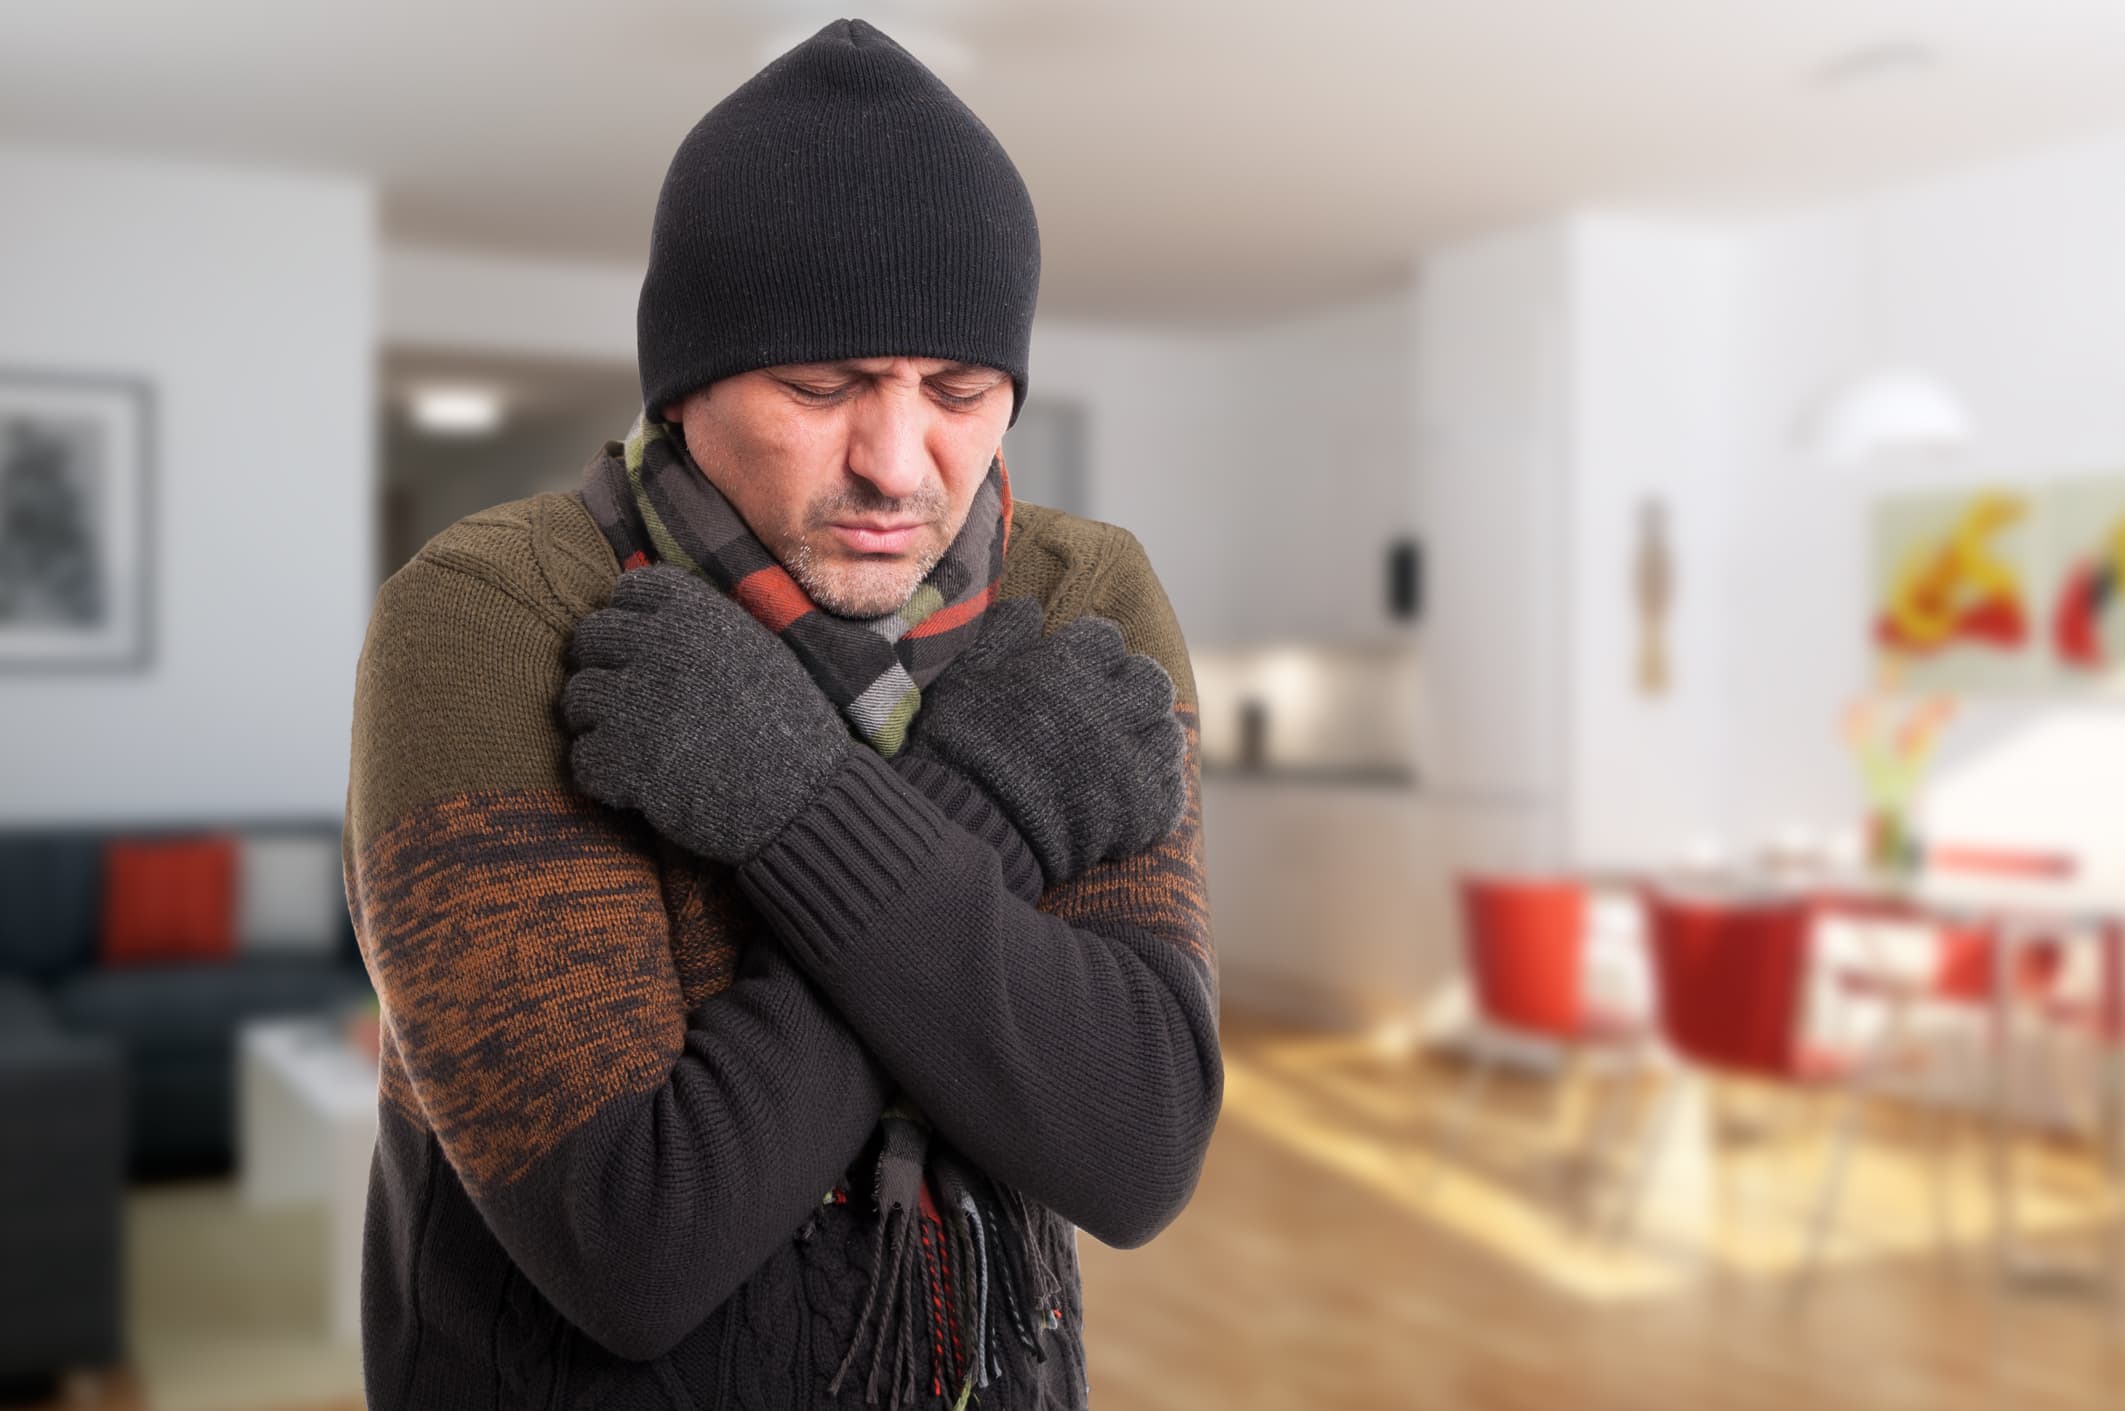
[579,410,1011,757]
[578,411,1062,1411]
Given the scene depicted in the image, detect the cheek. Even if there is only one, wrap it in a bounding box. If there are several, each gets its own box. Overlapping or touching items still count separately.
[934,413,1007,503]
[707,408,845,532]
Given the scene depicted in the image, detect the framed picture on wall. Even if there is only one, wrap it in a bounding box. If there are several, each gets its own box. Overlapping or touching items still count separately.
[0,369,154,672]
[2040,472,2125,692]
[1872,486,2042,693]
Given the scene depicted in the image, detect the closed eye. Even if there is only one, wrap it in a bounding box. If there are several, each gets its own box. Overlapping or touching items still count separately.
[927,379,1003,410]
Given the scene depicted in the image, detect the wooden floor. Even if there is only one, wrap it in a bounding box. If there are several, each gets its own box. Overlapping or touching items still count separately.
[1077,1008,2125,1411]
[23,1006,2124,1410]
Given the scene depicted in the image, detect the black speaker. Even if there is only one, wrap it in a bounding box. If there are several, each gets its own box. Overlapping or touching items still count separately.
[1387,537,1422,621]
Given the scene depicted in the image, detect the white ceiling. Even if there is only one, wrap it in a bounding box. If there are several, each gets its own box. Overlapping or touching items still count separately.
[7,1,2125,322]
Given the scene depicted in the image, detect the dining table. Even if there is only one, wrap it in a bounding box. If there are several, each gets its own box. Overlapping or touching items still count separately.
[1588,859,2125,1300]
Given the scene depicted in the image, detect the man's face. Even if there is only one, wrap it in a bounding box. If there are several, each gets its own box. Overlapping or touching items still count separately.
[664,356,1013,618]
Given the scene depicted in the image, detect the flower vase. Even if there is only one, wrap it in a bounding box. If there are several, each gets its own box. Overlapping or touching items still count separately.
[1866,805,1919,879]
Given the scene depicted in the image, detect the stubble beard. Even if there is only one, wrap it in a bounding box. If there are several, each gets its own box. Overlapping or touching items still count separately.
[778,480,956,619]
[785,534,946,618]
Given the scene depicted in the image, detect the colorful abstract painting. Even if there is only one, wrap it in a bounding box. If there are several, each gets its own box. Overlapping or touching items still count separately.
[1873,488,2040,692]
[2041,474,2125,691]
[1873,476,2125,694]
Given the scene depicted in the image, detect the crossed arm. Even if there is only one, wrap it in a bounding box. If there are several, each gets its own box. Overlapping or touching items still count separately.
[346,545,1220,1364]
[557,551,1222,1251]
[735,711,1222,1251]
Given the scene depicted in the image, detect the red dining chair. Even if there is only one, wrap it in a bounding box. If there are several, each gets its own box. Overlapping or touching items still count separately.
[1930,923,2065,1004]
[1607,889,1887,1289]
[1640,890,1824,1079]
[1424,876,1649,1217]
[1911,844,2120,1049]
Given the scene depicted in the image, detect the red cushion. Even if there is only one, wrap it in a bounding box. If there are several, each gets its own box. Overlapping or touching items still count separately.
[99,835,238,966]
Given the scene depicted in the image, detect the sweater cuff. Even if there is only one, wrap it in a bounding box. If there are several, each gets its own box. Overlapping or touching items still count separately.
[890,754,1045,903]
[737,747,956,976]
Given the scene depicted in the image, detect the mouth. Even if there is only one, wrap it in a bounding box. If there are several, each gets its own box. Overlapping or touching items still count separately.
[827,520,929,554]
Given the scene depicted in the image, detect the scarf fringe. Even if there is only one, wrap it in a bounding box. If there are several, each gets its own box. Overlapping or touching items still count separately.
[828,1101,1066,1408]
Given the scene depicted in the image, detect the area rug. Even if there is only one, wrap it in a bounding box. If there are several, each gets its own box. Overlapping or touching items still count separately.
[124,1179,364,1411]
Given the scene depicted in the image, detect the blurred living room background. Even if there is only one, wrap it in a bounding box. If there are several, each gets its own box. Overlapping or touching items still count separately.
[4,2,2125,1408]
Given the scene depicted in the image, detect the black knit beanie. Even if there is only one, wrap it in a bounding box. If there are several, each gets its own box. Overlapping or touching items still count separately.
[637,18,1041,426]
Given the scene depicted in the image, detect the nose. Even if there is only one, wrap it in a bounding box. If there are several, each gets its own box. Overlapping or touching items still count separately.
[843,383,932,503]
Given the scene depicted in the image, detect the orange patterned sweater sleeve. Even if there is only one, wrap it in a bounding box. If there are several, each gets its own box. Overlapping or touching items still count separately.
[343,541,892,1363]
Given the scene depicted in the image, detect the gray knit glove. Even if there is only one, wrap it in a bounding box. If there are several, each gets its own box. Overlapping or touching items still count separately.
[560,564,853,864]
[903,595,1186,886]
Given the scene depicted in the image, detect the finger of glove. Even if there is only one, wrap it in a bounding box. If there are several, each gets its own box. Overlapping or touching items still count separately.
[1108,652,1178,721]
[1043,614,1129,678]
[1111,736,1189,859]
[609,571,823,724]
[646,571,788,657]
[566,725,640,810]
[566,605,658,671]
[606,562,700,615]
[956,595,1045,669]
[1127,703,1187,769]
[559,665,627,735]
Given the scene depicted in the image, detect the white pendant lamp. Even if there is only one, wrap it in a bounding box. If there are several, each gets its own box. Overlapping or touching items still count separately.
[1800,368,1973,468]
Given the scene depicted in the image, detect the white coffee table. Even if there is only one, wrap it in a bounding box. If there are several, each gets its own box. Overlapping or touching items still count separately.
[237,1014,381,1344]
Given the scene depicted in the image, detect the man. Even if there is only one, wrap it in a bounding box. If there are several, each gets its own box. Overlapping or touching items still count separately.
[342,18,1220,1411]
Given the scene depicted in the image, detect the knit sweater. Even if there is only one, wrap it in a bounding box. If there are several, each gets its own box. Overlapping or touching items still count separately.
[340,483,1221,1410]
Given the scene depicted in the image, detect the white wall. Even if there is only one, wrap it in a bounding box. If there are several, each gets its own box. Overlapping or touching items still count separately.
[1725,128,2125,867]
[0,145,376,822]
[1212,292,1417,646]
[1037,294,1420,652]
[1015,319,1240,648]
[1411,221,1571,820]
[382,245,637,364]
[1563,215,1739,870]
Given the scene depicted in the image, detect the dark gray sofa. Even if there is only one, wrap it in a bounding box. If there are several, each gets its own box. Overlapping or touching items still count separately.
[0,980,122,1403]
[0,825,374,1179]
[0,823,374,1400]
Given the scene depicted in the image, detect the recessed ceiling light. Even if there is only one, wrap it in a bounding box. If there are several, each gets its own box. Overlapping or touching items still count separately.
[409,385,506,437]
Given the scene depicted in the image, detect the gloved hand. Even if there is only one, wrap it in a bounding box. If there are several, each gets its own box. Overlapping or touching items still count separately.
[901,595,1186,886]
[560,564,853,864]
